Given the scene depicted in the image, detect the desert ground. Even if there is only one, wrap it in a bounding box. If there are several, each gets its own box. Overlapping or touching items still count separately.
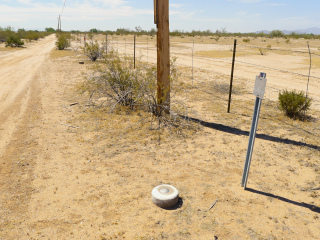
[0,34,319,239]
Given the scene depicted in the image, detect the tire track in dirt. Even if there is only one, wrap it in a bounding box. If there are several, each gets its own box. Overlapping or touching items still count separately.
[0,35,55,156]
[0,35,55,239]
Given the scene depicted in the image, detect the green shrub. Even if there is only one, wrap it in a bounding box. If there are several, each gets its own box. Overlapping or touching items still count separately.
[5,34,24,47]
[83,41,101,61]
[16,30,49,42]
[31,32,40,41]
[0,27,50,44]
[0,30,5,42]
[56,33,71,50]
[278,90,312,119]
[0,26,14,43]
[24,31,38,42]
[243,38,250,43]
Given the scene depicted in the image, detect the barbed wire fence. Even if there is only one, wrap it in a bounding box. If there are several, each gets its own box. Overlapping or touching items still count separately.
[72,34,320,122]
[174,39,320,106]
[177,39,320,145]
[129,36,319,141]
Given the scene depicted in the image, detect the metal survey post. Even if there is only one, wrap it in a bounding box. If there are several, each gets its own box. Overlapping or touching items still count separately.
[241,73,267,189]
[227,39,237,113]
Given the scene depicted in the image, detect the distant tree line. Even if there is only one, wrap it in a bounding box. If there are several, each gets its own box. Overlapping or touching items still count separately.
[68,27,320,40]
[0,26,54,47]
[2,26,319,45]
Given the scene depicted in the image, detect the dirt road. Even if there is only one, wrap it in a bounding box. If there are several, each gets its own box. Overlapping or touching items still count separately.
[0,34,56,155]
[0,35,56,238]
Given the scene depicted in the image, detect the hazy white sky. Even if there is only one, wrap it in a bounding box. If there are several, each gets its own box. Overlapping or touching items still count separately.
[0,0,319,32]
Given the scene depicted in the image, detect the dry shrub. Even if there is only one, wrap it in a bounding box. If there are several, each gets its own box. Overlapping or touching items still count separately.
[78,50,198,136]
[259,48,267,55]
[83,41,102,61]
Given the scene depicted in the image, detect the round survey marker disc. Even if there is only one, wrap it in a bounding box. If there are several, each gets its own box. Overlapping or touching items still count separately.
[152,184,179,209]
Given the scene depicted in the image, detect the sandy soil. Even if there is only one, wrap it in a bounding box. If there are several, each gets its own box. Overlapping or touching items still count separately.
[107,35,320,111]
[0,34,319,240]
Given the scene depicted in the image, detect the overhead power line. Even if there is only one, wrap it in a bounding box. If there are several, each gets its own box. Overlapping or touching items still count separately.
[61,0,67,16]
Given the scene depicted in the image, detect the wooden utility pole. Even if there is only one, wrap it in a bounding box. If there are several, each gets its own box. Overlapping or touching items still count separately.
[57,15,60,32]
[155,0,170,114]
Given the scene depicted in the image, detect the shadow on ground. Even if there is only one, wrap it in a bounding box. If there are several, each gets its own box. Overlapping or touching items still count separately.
[188,117,320,151]
[246,188,320,213]
[161,198,184,211]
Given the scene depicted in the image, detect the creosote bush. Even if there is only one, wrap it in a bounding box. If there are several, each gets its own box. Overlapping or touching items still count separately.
[5,35,24,47]
[83,41,101,61]
[81,50,176,113]
[79,50,192,132]
[80,50,141,109]
[56,33,71,50]
[278,90,312,119]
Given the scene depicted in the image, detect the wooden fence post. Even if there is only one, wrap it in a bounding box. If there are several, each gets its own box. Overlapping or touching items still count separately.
[155,0,170,114]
